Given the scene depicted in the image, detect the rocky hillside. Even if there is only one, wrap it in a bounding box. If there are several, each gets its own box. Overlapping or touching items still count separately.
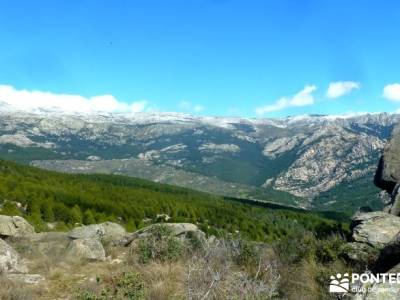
[0,214,224,299]
[0,104,398,211]
[338,123,400,299]
[0,213,348,300]
[0,213,350,300]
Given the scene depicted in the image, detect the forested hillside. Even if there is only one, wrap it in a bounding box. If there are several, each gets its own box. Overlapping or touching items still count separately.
[0,160,346,242]
[1,109,397,212]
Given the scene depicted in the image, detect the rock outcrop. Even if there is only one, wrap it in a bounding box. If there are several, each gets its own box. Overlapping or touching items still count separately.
[0,215,35,237]
[352,282,400,300]
[125,222,205,246]
[0,215,209,299]
[68,222,126,244]
[0,238,27,274]
[341,242,379,266]
[65,222,126,261]
[66,238,106,261]
[351,211,400,249]
[374,124,400,215]
[349,124,400,299]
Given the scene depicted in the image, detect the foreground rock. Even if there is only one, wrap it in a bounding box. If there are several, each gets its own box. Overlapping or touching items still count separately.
[374,124,400,215]
[66,222,122,261]
[352,282,400,300]
[351,211,400,249]
[66,238,106,261]
[374,125,400,191]
[371,232,400,273]
[0,215,35,238]
[125,223,205,245]
[68,222,126,244]
[349,125,400,299]
[0,238,27,274]
[352,263,400,300]
[341,242,379,266]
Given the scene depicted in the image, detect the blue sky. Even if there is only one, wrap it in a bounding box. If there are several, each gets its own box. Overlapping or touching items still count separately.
[1,0,400,117]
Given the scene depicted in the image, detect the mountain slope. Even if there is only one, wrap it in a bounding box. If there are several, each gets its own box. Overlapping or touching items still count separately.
[31,158,306,207]
[0,105,398,212]
[0,159,344,242]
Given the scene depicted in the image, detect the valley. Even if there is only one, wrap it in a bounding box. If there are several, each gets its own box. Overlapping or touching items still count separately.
[0,106,396,213]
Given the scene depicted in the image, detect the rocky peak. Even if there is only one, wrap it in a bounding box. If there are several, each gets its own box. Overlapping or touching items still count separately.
[374,123,400,215]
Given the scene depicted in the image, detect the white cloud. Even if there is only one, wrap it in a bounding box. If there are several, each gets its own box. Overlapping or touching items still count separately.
[326,81,360,98]
[0,85,150,113]
[255,85,317,115]
[130,101,149,113]
[178,101,204,113]
[383,83,400,101]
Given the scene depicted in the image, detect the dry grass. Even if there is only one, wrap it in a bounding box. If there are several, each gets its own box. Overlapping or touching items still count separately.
[139,262,186,300]
[1,237,186,299]
[185,239,280,300]
[71,259,186,299]
[0,276,44,300]
[1,234,285,300]
[2,234,336,300]
[278,258,349,300]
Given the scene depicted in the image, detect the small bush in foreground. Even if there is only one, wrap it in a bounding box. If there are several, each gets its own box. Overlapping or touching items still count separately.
[233,239,261,267]
[275,232,349,299]
[137,225,183,264]
[116,272,145,300]
[76,271,145,300]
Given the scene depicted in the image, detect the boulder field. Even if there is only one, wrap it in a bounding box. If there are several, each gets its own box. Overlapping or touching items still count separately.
[0,215,205,286]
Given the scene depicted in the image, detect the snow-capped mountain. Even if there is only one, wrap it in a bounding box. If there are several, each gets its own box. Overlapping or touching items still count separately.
[0,102,398,212]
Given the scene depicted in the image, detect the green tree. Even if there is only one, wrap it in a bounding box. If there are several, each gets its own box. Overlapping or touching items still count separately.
[70,205,83,225]
[83,209,96,225]
[41,201,55,222]
[27,212,47,232]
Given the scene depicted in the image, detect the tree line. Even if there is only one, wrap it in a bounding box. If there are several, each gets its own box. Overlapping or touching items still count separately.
[0,160,346,241]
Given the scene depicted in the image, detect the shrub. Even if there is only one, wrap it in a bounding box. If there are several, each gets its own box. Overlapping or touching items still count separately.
[26,212,48,232]
[53,221,70,231]
[76,290,102,300]
[137,225,183,263]
[137,240,152,264]
[275,232,318,264]
[76,272,145,300]
[315,234,345,263]
[0,201,22,216]
[116,272,145,300]
[186,231,204,253]
[274,233,349,299]
[233,239,260,267]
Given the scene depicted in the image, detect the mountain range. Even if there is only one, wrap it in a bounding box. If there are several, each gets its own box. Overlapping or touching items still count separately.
[0,102,397,213]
